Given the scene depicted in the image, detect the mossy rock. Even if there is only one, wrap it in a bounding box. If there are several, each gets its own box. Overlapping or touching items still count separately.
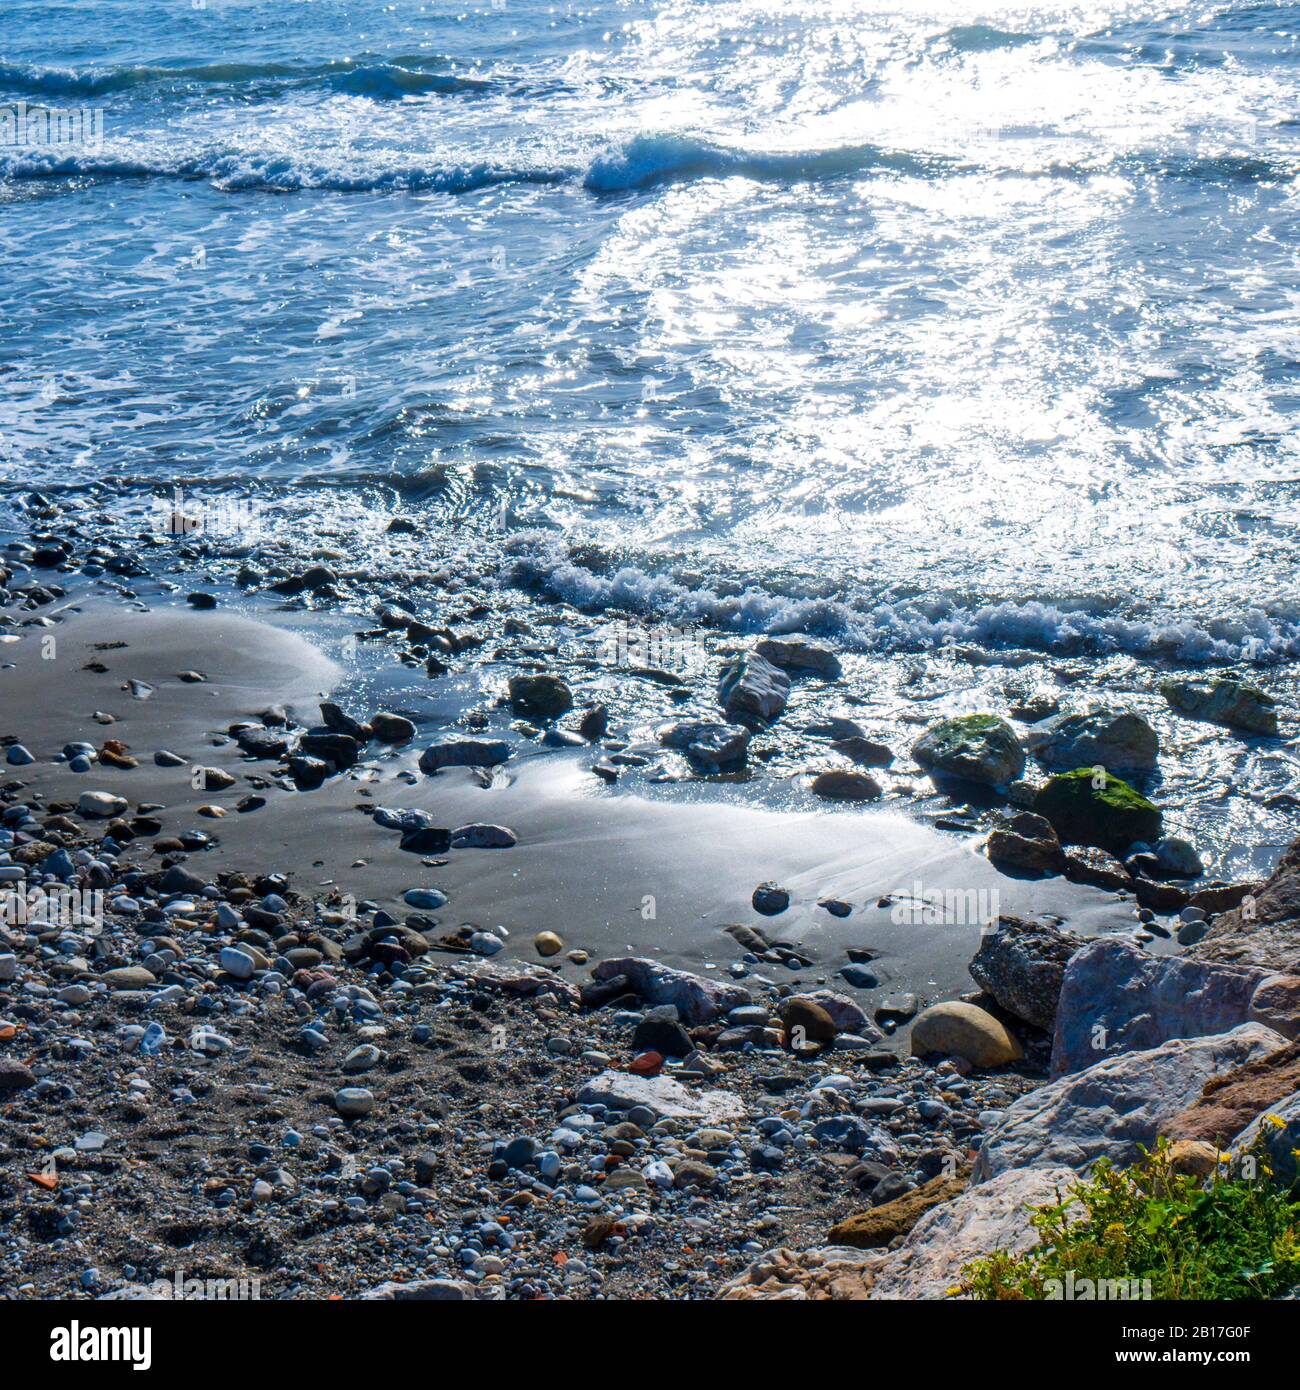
[911,714,1025,786]
[1034,767,1161,853]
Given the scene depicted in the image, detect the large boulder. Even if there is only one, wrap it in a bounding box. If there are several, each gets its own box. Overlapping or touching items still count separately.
[911,715,1024,787]
[910,1002,1023,1068]
[718,652,790,724]
[974,1023,1287,1183]
[1034,768,1161,852]
[866,1166,1078,1299]
[1023,708,1159,773]
[1164,1040,1300,1148]
[591,956,750,1025]
[1161,677,1278,736]
[1189,833,1300,973]
[968,916,1086,1032]
[1050,938,1300,1077]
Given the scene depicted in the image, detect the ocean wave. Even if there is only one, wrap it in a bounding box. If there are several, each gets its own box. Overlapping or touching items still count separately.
[501,536,1300,665]
[582,132,946,193]
[0,146,570,194]
[0,56,492,101]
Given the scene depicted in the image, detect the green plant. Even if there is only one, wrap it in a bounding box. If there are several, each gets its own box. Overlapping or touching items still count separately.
[959,1132,1300,1300]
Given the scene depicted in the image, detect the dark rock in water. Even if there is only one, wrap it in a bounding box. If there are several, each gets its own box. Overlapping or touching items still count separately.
[752,882,790,916]
[818,898,852,917]
[298,731,359,770]
[839,964,880,989]
[1024,708,1159,773]
[186,592,217,609]
[1189,832,1300,972]
[578,704,609,741]
[1188,880,1260,915]
[912,714,1024,786]
[1063,846,1134,890]
[287,755,329,788]
[658,720,751,770]
[1034,768,1161,852]
[632,1016,694,1058]
[419,739,512,773]
[969,915,1085,1032]
[986,815,1065,876]
[370,711,416,743]
[753,635,842,677]
[1134,877,1188,913]
[1161,677,1278,736]
[508,673,573,720]
[718,652,790,724]
[811,769,881,801]
[830,736,893,767]
[319,702,371,740]
[236,726,291,759]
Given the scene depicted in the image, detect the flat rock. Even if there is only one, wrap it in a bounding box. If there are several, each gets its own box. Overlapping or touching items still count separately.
[360,1279,475,1301]
[828,1171,969,1249]
[592,956,750,1025]
[974,1023,1287,1183]
[657,720,750,769]
[577,1070,746,1124]
[1162,677,1278,736]
[418,739,511,774]
[1164,1038,1300,1147]
[753,635,842,677]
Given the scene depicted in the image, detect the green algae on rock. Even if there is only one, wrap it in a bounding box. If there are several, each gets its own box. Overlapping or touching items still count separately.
[1034,767,1161,853]
[911,714,1025,786]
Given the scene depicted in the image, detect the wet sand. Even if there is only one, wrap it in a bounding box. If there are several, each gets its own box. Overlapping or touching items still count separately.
[1,597,1138,1012]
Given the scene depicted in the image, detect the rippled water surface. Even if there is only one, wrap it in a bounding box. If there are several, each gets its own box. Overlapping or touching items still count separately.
[2,0,1299,664]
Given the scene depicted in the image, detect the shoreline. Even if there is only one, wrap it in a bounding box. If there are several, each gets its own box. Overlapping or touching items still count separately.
[0,526,1294,1300]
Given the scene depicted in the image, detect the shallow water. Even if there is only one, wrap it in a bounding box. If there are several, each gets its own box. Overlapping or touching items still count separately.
[3,0,1299,663]
[3,3,1300,879]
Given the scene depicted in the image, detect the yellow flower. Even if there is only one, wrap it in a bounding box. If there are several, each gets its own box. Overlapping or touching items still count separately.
[1267,1114,1286,1131]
